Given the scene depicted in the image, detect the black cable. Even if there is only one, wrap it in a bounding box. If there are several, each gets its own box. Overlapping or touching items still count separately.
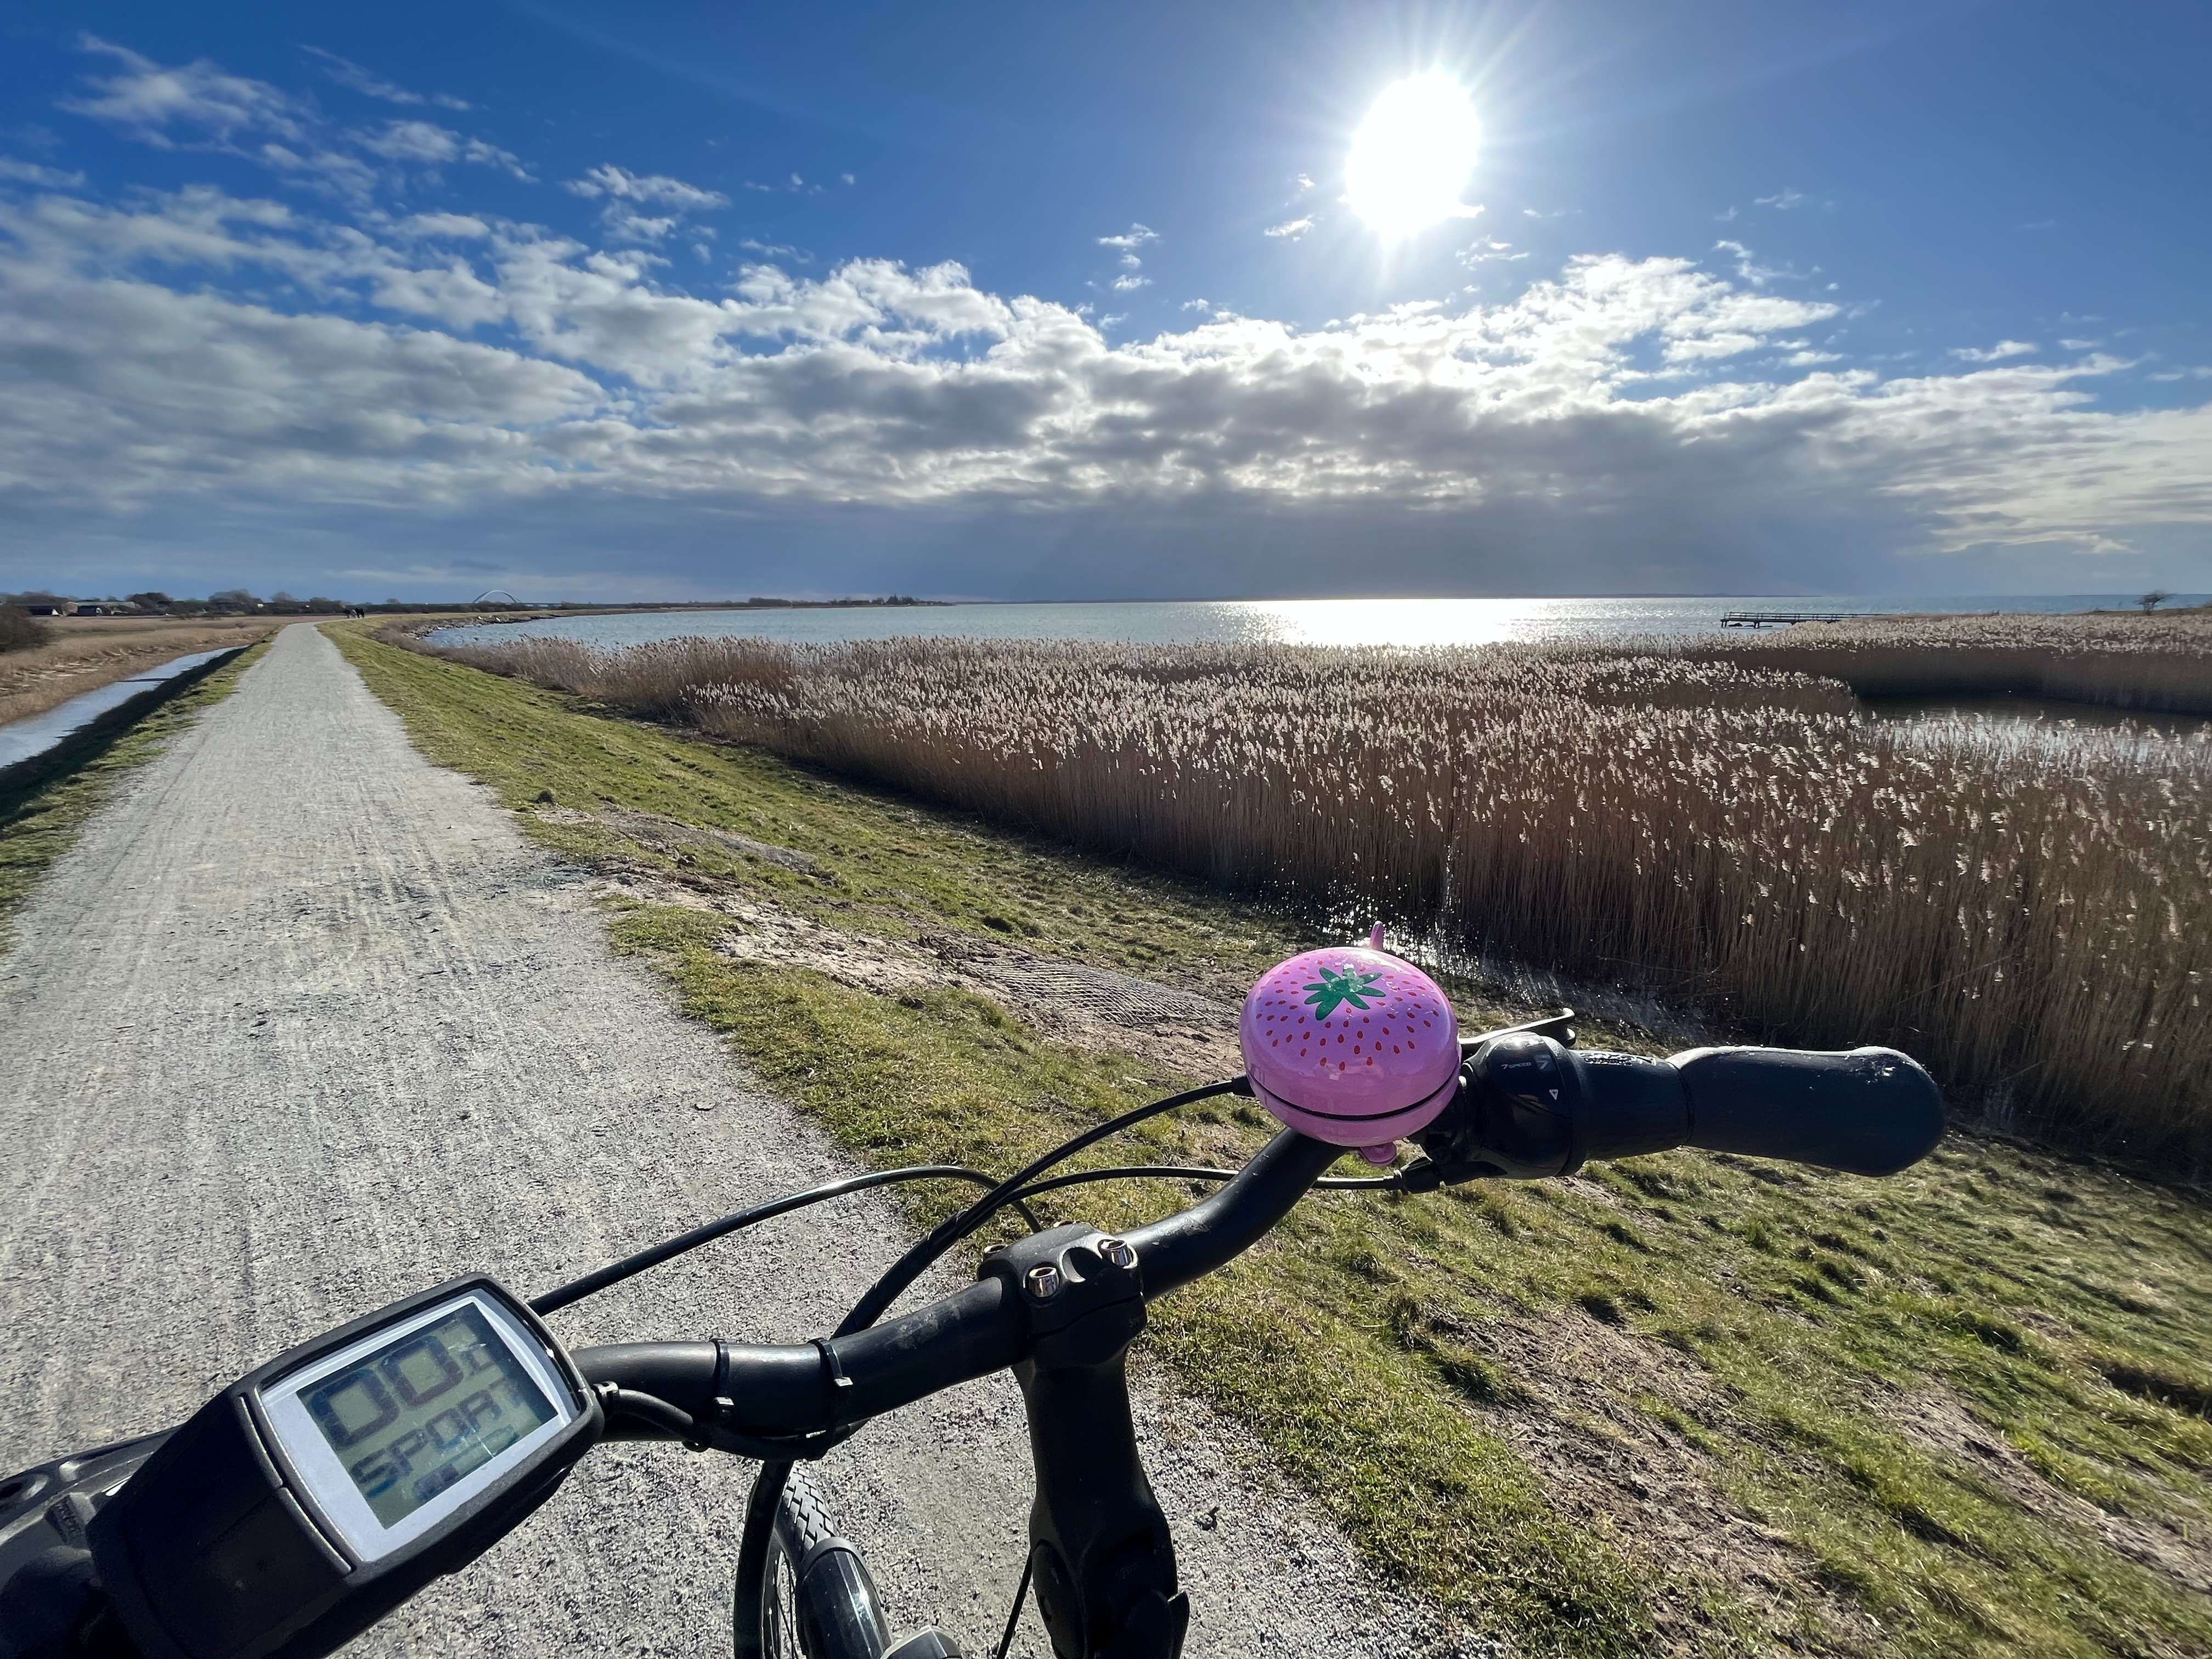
[832,1079,1244,1339]
[1008,1163,1403,1200]
[993,1549,1037,1659]
[531,1164,1037,1316]
[602,1387,699,1442]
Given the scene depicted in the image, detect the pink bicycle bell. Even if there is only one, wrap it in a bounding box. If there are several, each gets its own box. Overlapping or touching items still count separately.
[1240,927,1460,1165]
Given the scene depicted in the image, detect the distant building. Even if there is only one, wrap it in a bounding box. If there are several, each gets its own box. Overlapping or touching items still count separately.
[71,604,110,617]
[24,603,63,617]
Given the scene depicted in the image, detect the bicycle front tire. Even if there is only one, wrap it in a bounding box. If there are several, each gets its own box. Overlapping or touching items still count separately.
[759,1466,895,1659]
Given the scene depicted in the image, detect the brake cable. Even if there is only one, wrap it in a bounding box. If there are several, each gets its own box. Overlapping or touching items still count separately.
[1008,1163,1402,1200]
[830,1077,1244,1340]
[528,1164,1041,1316]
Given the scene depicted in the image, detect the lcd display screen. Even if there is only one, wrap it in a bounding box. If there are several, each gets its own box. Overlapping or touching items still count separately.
[295,1304,557,1528]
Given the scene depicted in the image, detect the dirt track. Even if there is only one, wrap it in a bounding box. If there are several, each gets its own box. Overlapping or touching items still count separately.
[0,625,1457,1657]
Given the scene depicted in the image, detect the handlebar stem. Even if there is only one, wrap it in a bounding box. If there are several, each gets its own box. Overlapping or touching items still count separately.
[982,1226,1189,1659]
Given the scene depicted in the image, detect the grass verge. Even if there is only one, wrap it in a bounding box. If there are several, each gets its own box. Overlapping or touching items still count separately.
[335,627,2212,1659]
[0,640,269,952]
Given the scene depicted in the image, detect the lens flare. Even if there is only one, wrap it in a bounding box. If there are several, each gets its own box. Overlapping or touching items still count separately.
[1345,73,1481,238]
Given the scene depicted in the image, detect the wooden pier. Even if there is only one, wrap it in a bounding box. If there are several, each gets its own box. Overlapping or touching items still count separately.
[1718,611,1880,629]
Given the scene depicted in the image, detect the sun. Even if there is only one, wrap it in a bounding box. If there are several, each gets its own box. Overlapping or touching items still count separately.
[1344,74,1482,239]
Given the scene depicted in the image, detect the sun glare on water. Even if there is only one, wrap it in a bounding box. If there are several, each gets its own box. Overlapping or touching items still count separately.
[1345,74,1481,238]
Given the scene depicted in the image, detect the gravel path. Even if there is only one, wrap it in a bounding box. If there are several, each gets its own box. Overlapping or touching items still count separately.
[0,625,1462,1658]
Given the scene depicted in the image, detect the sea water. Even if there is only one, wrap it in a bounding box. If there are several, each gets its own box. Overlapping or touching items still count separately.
[432,594,2203,652]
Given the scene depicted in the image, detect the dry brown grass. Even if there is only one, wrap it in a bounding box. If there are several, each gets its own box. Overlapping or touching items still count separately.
[431,631,2212,1166]
[1684,608,2212,713]
[0,616,281,727]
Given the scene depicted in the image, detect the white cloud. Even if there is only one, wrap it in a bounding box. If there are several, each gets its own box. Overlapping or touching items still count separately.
[564,164,725,242]
[1295,173,1315,191]
[354,122,532,182]
[1112,273,1151,291]
[1754,188,1807,210]
[1458,237,1527,268]
[257,143,379,202]
[359,120,458,163]
[0,159,88,188]
[2058,337,2100,350]
[1713,238,1792,287]
[0,133,2205,586]
[1097,223,1158,251]
[64,36,308,149]
[1263,216,1314,240]
[1950,340,2038,363]
[1181,298,1211,312]
[62,41,528,196]
[840,172,855,185]
[564,164,725,211]
[396,212,490,239]
[302,47,471,112]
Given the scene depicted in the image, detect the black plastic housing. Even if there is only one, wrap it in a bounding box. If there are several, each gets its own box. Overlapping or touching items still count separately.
[86,1277,600,1659]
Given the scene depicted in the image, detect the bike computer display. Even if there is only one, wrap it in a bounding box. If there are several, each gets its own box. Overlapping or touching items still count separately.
[88,1277,600,1659]
[263,1291,565,1555]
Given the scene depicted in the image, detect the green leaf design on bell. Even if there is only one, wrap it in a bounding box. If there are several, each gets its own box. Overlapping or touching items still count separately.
[1302,963,1385,1020]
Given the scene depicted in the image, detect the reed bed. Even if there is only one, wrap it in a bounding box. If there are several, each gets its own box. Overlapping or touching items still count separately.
[1683,607,2212,713]
[432,631,2212,1165]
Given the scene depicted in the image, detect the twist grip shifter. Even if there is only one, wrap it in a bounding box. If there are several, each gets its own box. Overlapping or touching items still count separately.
[1424,1033,1943,1178]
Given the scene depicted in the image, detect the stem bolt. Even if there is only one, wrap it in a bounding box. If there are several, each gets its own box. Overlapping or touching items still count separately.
[1024,1263,1063,1300]
[1098,1237,1137,1271]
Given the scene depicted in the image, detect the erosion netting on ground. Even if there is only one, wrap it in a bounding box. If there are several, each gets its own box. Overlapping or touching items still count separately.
[421,630,2212,1167]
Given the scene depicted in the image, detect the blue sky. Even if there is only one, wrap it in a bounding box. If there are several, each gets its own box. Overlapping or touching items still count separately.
[1,0,2207,600]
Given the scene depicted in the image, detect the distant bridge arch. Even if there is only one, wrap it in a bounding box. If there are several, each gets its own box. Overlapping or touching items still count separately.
[470,589,521,606]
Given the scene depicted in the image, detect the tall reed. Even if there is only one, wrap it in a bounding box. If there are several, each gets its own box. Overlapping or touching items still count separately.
[1684,608,2212,713]
[435,632,2212,1166]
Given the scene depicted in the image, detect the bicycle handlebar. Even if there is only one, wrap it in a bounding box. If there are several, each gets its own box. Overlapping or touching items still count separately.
[577,1039,1941,1443]
[577,1129,1344,1443]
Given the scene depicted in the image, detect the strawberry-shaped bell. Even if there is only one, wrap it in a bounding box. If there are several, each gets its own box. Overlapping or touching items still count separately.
[1239,925,1460,1164]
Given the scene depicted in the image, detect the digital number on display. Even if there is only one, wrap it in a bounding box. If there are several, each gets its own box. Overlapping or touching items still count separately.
[298,1306,557,1528]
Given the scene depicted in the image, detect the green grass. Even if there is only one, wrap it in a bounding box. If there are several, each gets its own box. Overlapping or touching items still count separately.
[336,628,2212,1659]
[0,641,268,952]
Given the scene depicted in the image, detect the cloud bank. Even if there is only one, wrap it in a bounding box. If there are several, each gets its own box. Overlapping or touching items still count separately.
[3,41,2209,597]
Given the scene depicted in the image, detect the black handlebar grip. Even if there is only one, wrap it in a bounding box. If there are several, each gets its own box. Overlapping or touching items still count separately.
[1446,1034,1944,1178]
[1670,1045,1944,1176]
